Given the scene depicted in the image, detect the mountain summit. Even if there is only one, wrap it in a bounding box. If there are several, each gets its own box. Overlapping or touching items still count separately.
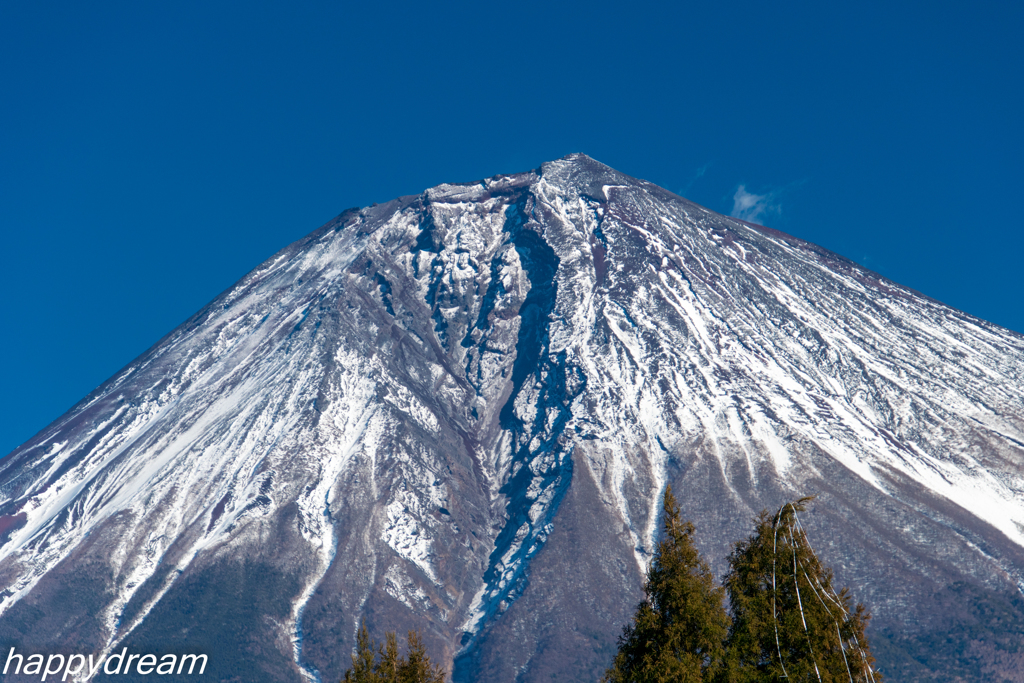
[2,154,1023,681]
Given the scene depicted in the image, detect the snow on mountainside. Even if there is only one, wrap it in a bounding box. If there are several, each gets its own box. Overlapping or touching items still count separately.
[1,154,1023,682]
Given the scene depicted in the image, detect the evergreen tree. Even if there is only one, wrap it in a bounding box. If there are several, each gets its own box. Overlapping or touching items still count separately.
[723,497,880,683]
[343,623,446,683]
[344,623,380,683]
[604,485,731,683]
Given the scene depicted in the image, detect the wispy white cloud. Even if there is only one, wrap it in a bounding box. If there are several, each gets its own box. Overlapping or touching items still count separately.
[730,185,780,224]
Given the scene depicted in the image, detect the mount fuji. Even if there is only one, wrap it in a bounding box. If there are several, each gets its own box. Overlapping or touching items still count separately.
[2,154,1023,682]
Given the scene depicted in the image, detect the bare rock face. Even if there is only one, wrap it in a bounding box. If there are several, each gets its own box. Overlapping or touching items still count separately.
[2,154,1023,682]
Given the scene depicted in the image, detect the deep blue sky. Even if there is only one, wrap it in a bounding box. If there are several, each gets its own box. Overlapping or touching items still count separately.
[2,1,1022,457]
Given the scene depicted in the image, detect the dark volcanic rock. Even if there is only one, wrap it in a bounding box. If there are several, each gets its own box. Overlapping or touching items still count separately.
[1,154,1023,682]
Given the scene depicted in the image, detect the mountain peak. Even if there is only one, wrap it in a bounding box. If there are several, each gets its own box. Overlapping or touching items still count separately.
[1,159,1022,682]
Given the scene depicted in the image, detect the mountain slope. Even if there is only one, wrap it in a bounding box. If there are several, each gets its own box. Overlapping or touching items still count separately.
[2,154,1023,682]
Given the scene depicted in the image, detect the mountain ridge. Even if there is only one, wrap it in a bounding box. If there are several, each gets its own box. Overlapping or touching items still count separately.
[1,153,1023,682]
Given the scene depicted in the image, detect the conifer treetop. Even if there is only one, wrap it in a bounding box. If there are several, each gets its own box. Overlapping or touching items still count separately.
[604,485,731,683]
[342,623,445,683]
[725,497,881,683]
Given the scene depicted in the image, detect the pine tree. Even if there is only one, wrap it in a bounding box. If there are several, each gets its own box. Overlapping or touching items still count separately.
[344,622,379,683]
[399,630,446,683]
[604,485,731,683]
[343,623,446,683]
[723,497,881,683]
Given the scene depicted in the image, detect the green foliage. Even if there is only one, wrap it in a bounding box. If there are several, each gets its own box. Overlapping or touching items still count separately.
[606,491,882,683]
[604,485,731,683]
[723,497,880,682]
[343,623,446,683]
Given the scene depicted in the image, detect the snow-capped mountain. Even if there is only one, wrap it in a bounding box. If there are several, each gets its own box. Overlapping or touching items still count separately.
[2,154,1023,682]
